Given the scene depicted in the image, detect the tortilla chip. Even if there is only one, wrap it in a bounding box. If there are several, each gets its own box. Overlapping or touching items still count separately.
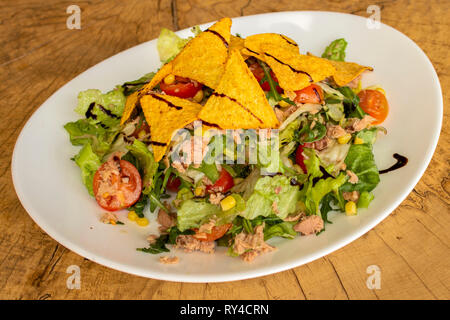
[140,93,202,161]
[171,17,231,89]
[230,35,247,58]
[120,63,173,125]
[327,60,373,86]
[242,33,299,59]
[259,43,335,91]
[306,52,373,86]
[199,49,279,129]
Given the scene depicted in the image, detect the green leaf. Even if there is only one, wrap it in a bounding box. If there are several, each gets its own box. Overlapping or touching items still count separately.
[75,88,126,128]
[358,191,374,208]
[321,38,348,61]
[241,175,300,220]
[64,119,119,158]
[126,139,159,193]
[121,72,156,96]
[340,144,380,193]
[264,221,297,241]
[176,200,221,231]
[73,143,101,196]
[137,235,170,254]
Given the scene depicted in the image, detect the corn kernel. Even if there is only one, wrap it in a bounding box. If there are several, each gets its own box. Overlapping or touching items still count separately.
[278,100,290,108]
[338,133,352,144]
[109,219,116,225]
[354,137,364,145]
[128,211,138,221]
[345,201,357,216]
[164,74,175,85]
[193,90,204,103]
[136,217,149,226]
[138,129,147,139]
[194,186,205,197]
[102,192,109,198]
[220,195,236,211]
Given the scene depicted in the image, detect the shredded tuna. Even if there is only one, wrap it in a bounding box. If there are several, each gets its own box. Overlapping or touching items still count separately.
[304,136,330,151]
[294,215,324,235]
[198,218,217,234]
[157,209,176,233]
[340,163,347,171]
[283,212,305,222]
[274,107,286,123]
[147,234,158,244]
[233,224,276,262]
[343,191,360,202]
[209,193,224,205]
[346,170,359,184]
[100,212,118,224]
[175,235,215,254]
[172,160,187,174]
[327,124,347,139]
[159,256,179,264]
[271,201,279,214]
[274,186,282,194]
[346,115,376,133]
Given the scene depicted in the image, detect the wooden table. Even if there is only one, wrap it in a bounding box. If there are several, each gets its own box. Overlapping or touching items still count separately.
[0,0,448,300]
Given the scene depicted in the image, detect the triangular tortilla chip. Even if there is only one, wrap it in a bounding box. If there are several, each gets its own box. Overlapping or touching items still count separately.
[199,50,279,129]
[242,33,299,59]
[307,52,373,87]
[171,17,231,89]
[260,43,335,91]
[140,93,202,161]
[120,63,173,124]
[230,35,247,59]
[328,60,373,86]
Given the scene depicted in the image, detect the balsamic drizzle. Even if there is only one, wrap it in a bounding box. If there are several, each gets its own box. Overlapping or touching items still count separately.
[211,92,263,124]
[148,94,182,110]
[263,52,313,82]
[205,29,229,47]
[379,153,408,174]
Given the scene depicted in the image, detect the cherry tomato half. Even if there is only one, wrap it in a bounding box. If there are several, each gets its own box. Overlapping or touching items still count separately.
[248,62,283,93]
[206,169,234,194]
[93,159,142,211]
[193,223,232,242]
[295,144,307,174]
[166,175,181,192]
[294,84,324,104]
[159,76,203,99]
[357,89,389,125]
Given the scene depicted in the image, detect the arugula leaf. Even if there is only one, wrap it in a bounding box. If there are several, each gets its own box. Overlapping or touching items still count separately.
[126,194,148,218]
[120,72,155,96]
[295,120,327,144]
[258,61,295,106]
[337,86,366,119]
[322,38,348,61]
[137,236,170,254]
[320,193,335,224]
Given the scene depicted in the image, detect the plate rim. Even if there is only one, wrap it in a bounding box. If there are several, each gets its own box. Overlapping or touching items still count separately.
[11,10,443,283]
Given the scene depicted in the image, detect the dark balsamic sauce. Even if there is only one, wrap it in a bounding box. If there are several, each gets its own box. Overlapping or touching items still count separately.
[149,94,182,110]
[379,153,408,174]
[205,29,229,47]
[211,92,263,124]
[263,52,313,82]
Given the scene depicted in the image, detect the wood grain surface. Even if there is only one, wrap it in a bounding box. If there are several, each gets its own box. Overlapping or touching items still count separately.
[0,0,448,300]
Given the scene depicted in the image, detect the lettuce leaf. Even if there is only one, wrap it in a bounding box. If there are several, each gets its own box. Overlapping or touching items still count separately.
[241,175,300,220]
[64,119,119,158]
[73,143,101,196]
[75,89,126,128]
[264,221,297,241]
[340,144,380,193]
[302,173,347,215]
[176,200,221,232]
[321,38,348,61]
[157,26,201,63]
[126,139,158,194]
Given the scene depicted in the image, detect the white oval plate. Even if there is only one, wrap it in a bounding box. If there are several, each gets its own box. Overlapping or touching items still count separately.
[12,11,442,282]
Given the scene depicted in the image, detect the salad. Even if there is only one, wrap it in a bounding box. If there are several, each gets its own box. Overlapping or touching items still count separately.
[64,18,393,263]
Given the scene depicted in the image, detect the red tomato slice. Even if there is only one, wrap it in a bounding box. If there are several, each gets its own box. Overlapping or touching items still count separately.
[248,62,283,93]
[193,223,232,242]
[357,89,389,125]
[294,84,324,104]
[206,169,234,194]
[295,144,307,174]
[159,76,202,98]
[93,158,142,211]
[166,175,181,192]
